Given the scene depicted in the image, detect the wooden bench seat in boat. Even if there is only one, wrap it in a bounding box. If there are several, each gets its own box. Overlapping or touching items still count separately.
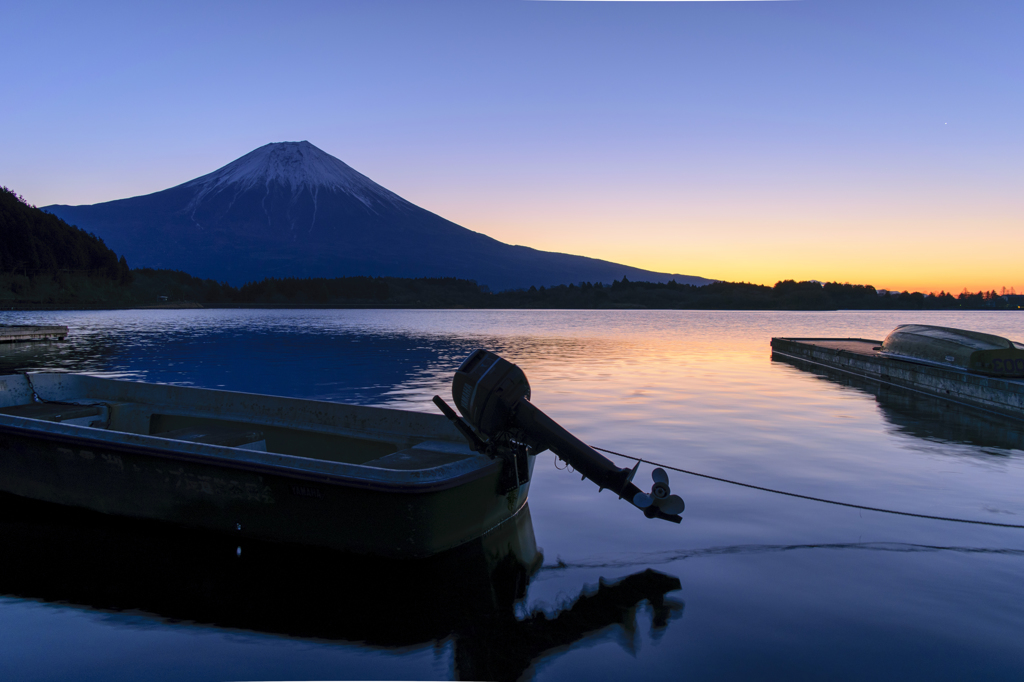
[0,402,107,427]
[363,440,473,471]
[153,425,268,451]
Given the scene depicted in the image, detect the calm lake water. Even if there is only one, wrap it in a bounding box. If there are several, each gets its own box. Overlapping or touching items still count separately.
[1,309,1023,681]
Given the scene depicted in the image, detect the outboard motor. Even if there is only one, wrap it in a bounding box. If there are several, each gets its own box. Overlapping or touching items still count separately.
[433,349,683,523]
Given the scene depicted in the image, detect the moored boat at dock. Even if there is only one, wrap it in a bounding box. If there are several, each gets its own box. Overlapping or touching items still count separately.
[878,324,1024,377]
[771,325,1024,420]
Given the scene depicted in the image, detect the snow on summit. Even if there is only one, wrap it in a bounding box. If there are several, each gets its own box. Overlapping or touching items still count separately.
[182,141,404,208]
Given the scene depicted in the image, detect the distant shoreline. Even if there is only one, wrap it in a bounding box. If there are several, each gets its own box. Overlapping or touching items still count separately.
[3,269,1021,313]
[3,304,1021,313]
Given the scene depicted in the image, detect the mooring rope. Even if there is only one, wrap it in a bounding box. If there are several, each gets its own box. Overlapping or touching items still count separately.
[590,445,1024,529]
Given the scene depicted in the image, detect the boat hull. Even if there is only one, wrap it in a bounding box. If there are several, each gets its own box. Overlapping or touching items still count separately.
[0,423,531,558]
[881,324,1024,378]
[0,373,533,558]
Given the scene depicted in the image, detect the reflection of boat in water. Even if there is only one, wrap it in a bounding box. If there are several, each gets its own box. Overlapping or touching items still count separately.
[0,494,683,682]
[772,352,1024,452]
[771,326,1024,419]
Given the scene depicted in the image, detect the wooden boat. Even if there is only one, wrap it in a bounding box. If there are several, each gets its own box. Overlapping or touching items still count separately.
[0,371,533,558]
[878,324,1024,377]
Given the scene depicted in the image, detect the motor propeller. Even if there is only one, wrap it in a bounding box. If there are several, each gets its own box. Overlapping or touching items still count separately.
[631,468,686,516]
[433,349,683,524]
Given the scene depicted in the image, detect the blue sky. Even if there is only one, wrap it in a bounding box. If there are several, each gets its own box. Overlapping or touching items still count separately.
[2,0,1020,291]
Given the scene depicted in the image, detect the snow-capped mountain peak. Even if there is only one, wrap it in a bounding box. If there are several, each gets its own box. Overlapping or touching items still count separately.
[41,140,711,291]
[182,141,403,209]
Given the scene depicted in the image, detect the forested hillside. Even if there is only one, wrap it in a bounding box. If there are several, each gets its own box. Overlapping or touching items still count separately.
[0,186,132,294]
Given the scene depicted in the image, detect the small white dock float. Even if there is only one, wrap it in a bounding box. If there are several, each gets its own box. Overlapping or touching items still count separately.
[0,325,68,344]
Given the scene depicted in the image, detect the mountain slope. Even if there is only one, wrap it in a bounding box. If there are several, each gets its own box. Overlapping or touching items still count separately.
[44,142,711,289]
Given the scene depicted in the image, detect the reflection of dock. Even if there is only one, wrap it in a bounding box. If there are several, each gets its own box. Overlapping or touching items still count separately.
[772,351,1024,452]
[0,325,67,343]
[771,337,1024,420]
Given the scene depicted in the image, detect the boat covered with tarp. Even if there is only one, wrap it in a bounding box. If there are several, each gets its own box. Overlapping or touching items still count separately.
[878,324,1024,378]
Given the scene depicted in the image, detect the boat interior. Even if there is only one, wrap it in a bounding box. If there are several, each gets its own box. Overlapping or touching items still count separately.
[0,373,476,472]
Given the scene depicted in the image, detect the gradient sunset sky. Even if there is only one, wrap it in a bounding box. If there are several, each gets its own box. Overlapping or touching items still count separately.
[3,0,1020,294]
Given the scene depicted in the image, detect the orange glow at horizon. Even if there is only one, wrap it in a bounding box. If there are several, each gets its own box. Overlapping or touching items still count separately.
[552,237,1024,296]
[411,180,1023,296]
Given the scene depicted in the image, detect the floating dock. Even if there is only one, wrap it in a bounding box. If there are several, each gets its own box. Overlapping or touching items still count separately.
[771,337,1024,421]
[0,325,68,344]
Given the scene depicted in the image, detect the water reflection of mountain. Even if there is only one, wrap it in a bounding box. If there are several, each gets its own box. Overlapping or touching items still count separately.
[1,327,462,401]
[774,355,1024,452]
[0,316,634,409]
[0,494,682,681]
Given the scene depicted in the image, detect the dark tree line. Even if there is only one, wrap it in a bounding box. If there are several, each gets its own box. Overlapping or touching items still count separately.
[1,186,131,283]
[128,272,488,308]
[489,277,1021,310]
[125,272,1023,310]
[238,276,391,303]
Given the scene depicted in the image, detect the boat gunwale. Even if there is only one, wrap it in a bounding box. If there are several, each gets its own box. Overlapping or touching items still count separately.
[771,336,882,344]
[875,351,975,372]
[13,372,459,446]
[0,416,504,495]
